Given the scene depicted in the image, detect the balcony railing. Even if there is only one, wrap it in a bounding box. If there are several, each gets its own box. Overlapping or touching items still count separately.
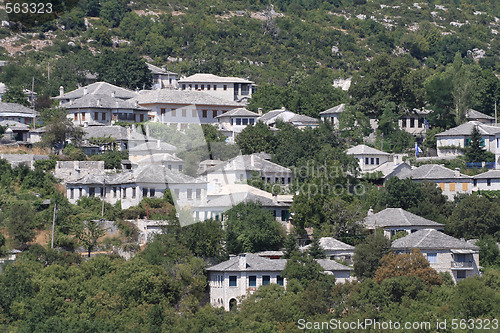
[451,261,474,269]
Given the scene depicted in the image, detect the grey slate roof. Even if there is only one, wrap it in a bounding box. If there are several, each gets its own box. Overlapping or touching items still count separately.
[201,191,291,208]
[132,89,242,107]
[134,153,183,164]
[436,121,500,137]
[83,126,129,140]
[0,120,30,130]
[66,171,136,186]
[203,154,291,174]
[0,154,49,163]
[135,164,204,184]
[320,104,345,115]
[146,63,177,75]
[56,82,138,100]
[364,208,444,229]
[302,237,354,251]
[129,141,177,154]
[0,102,37,115]
[179,73,253,84]
[64,94,149,111]
[206,253,352,272]
[466,109,494,120]
[346,144,391,156]
[289,114,319,125]
[392,229,480,251]
[473,170,500,179]
[216,108,259,118]
[403,164,471,180]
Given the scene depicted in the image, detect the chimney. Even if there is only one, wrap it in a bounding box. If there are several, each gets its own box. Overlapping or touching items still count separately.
[96,98,100,106]
[111,91,115,98]
[367,206,374,216]
[83,87,88,95]
[59,86,64,97]
[127,126,131,139]
[272,193,277,204]
[454,168,460,177]
[238,254,247,269]
[145,124,150,138]
[250,154,255,167]
[258,108,262,116]
[132,123,136,131]
[157,139,160,149]
[135,100,138,107]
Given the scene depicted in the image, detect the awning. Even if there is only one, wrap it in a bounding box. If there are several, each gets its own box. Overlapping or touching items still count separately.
[450,249,475,254]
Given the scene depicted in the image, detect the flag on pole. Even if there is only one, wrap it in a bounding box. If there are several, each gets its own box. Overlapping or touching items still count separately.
[423,118,429,130]
[415,142,423,157]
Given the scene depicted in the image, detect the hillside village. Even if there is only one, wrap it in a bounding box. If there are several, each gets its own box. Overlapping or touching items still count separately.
[0,0,499,330]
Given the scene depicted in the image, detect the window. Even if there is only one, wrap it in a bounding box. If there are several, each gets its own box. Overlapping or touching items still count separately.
[182,109,186,117]
[122,188,126,198]
[229,276,237,287]
[212,110,218,118]
[196,189,201,199]
[82,113,86,121]
[174,189,180,198]
[418,118,423,128]
[172,109,176,117]
[262,276,270,286]
[102,113,106,121]
[94,112,98,120]
[70,188,74,199]
[132,187,136,198]
[74,113,77,121]
[473,179,477,187]
[249,119,255,125]
[150,188,155,197]
[187,189,192,199]
[89,187,95,197]
[401,119,406,128]
[201,84,204,90]
[249,276,256,287]
[426,253,437,264]
[457,270,466,280]
[410,118,415,128]
[365,158,369,165]
[236,118,242,125]
[376,158,380,165]
[195,84,198,90]
[213,85,217,90]
[242,118,248,125]
[370,158,374,164]
[277,275,284,286]
[143,188,148,197]
[113,187,117,198]
[449,182,455,192]
[100,187,104,197]
[182,84,186,90]
[79,188,82,197]
[207,85,211,90]
[439,183,445,191]
[161,108,166,115]
[223,85,227,90]
[202,110,208,118]
[140,114,144,122]
[179,165,183,171]
[487,179,491,186]
[462,183,468,191]
[281,210,288,222]
[192,109,197,117]
[497,138,499,148]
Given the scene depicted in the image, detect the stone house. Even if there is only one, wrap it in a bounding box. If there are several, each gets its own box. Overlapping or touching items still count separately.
[147,63,178,90]
[300,237,355,264]
[216,108,260,142]
[392,229,480,283]
[0,102,37,125]
[258,108,319,129]
[346,144,392,172]
[319,103,345,129]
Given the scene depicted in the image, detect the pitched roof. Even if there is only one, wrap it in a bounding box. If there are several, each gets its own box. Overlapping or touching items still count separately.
[258,109,292,123]
[203,154,291,174]
[346,144,390,156]
[316,259,353,271]
[146,63,177,75]
[404,164,471,180]
[132,89,242,107]
[320,104,345,115]
[435,121,500,137]
[134,164,204,184]
[216,108,259,118]
[301,237,354,251]
[179,73,253,84]
[200,190,291,208]
[134,153,183,164]
[63,94,149,111]
[66,171,136,185]
[129,141,177,154]
[364,208,444,229]
[0,102,37,115]
[56,82,138,100]
[83,125,129,140]
[0,120,30,130]
[473,170,500,179]
[466,109,494,120]
[289,114,319,125]
[392,229,480,250]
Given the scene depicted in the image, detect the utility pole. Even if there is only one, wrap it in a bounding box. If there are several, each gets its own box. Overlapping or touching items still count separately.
[495,100,497,124]
[51,203,57,248]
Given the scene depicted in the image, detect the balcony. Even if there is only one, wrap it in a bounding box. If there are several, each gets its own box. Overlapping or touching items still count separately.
[451,261,474,269]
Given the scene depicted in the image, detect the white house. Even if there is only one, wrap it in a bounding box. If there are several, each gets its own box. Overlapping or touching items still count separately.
[392,229,480,283]
[399,108,430,137]
[216,108,260,142]
[146,63,178,90]
[300,237,355,264]
[206,253,353,311]
[435,121,500,165]
[131,89,242,127]
[258,108,319,129]
[178,73,255,103]
[346,144,392,172]
[319,104,345,129]
[363,208,444,239]
[472,170,500,191]
[55,82,138,105]
[402,164,473,200]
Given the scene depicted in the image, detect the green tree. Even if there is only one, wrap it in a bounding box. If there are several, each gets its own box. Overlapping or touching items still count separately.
[321,197,364,241]
[282,232,299,259]
[465,126,487,163]
[225,202,285,254]
[476,235,500,267]
[353,231,391,281]
[6,202,36,250]
[306,236,326,259]
[75,220,106,257]
[42,108,84,153]
[181,219,226,259]
[2,85,30,107]
[95,50,152,90]
[0,231,5,256]
[282,251,324,286]
[380,177,423,210]
[235,122,276,155]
